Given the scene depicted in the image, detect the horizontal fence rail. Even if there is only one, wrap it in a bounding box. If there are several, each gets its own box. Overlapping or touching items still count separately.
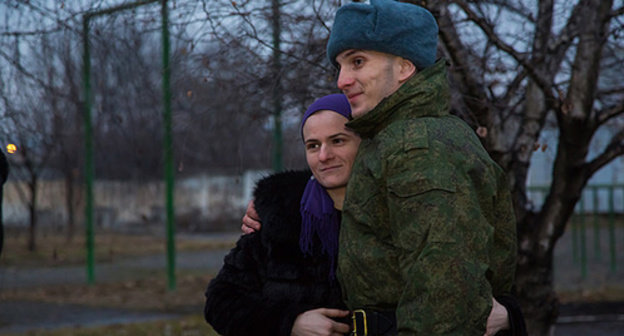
[528,184,624,278]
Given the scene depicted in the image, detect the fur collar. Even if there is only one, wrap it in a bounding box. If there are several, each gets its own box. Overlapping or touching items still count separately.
[253,170,311,244]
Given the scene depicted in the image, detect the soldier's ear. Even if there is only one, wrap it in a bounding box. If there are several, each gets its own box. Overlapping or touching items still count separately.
[397,58,416,82]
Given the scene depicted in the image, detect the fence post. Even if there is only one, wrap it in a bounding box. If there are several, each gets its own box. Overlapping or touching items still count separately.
[161,0,176,291]
[608,185,616,273]
[82,14,95,286]
[81,0,166,286]
[592,186,601,261]
[572,212,579,264]
[579,197,587,279]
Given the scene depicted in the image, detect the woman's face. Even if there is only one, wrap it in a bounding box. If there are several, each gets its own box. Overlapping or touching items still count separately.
[302,110,361,190]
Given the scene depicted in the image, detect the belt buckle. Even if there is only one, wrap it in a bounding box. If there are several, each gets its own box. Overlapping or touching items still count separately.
[352,309,368,336]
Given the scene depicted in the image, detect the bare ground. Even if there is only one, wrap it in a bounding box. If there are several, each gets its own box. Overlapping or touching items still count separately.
[0,223,623,335]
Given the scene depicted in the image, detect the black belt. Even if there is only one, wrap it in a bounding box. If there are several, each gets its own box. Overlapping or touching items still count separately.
[350,309,397,336]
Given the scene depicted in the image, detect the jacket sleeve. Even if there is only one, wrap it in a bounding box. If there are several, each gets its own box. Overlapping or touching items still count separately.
[489,169,518,295]
[204,233,313,336]
[385,152,494,335]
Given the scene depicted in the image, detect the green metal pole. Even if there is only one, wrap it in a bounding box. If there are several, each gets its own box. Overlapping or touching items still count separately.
[82,15,95,285]
[608,185,616,273]
[82,0,167,288]
[572,205,579,264]
[579,198,587,279]
[593,186,601,260]
[88,0,159,18]
[161,0,176,291]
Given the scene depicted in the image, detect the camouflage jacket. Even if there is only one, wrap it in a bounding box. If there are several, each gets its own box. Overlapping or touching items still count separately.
[339,59,517,335]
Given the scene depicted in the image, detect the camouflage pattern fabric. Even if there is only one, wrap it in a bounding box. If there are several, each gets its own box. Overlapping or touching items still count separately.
[339,59,517,335]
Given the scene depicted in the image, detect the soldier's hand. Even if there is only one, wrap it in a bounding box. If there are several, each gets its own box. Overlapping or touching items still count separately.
[291,308,351,336]
[241,199,261,234]
[484,297,509,336]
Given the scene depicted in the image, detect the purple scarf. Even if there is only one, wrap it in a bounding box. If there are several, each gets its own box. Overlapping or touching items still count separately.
[299,177,340,280]
[299,93,351,280]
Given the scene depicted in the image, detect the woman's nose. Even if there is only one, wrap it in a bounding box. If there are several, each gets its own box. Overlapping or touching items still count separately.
[318,145,334,162]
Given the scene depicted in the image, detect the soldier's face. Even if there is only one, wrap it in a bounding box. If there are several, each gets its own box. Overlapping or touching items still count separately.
[303,110,361,190]
[335,49,405,118]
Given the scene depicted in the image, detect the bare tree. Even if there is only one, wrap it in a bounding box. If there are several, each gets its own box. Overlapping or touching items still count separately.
[1,2,90,245]
[0,0,336,246]
[3,100,56,251]
[167,0,339,172]
[411,0,624,333]
[0,4,63,250]
[52,34,84,242]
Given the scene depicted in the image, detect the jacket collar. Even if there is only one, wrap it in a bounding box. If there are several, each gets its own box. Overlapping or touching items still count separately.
[346,59,451,139]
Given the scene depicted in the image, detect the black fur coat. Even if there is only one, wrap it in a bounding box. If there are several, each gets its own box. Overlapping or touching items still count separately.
[204,170,345,336]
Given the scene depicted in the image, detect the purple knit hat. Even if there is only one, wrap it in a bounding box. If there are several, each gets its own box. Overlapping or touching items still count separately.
[300,93,352,139]
[299,93,352,280]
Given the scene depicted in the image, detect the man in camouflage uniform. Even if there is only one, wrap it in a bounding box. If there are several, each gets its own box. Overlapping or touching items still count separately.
[326,0,517,334]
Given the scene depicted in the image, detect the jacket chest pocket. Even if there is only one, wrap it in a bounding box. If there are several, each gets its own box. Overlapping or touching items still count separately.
[387,165,457,246]
[344,149,387,232]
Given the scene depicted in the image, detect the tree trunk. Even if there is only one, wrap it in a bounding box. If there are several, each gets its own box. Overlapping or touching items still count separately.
[517,133,593,334]
[64,170,76,242]
[27,177,38,251]
[516,218,559,335]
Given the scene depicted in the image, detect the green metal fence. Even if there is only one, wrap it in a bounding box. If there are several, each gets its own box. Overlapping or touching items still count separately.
[527,184,624,278]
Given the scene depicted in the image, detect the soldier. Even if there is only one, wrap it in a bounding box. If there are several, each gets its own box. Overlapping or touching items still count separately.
[326,0,520,334]
[225,92,522,336]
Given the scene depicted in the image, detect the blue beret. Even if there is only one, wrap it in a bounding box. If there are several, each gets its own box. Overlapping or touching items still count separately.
[326,0,438,70]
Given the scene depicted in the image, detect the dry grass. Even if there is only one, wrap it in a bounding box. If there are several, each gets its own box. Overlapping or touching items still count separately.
[0,267,222,336]
[3,227,623,335]
[0,230,234,335]
[0,314,219,336]
[558,285,624,304]
[0,230,235,267]
[0,272,213,312]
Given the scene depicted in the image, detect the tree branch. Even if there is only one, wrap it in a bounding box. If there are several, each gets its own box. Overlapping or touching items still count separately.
[545,2,583,67]
[452,0,558,107]
[610,6,624,18]
[561,0,613,126]
[0,27,63,37]
[500,67,527,109]
[425,3,500,142]
[11,0,82,35]
[596,99,624,126]
[585,128,624,178]
[0,48,72,101]
[472,0,535,23]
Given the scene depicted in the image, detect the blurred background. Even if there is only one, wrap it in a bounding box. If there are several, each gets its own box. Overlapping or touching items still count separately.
[0,0,623,335]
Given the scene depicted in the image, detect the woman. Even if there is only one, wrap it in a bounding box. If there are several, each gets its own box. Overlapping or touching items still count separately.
[205,94,525,336]
[205,94,356,336]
